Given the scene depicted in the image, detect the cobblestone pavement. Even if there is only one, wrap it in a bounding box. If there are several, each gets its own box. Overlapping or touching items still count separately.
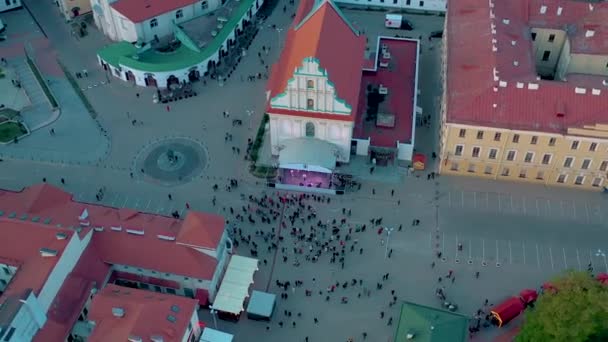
[1,3,607,342]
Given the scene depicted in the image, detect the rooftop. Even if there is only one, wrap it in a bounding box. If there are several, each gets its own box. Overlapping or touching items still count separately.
[266,0,366,121]
[88,284,198,342]
[353,37,418,147]
[446,0,608,134]
[394,301,469,342]
[99,0,255,72]
[0,218,73,300]
[111,0,198,23]
[0,184,224,280]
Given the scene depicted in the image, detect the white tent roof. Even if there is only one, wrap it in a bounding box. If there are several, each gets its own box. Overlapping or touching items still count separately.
[211,255,259,315]
[278,138,338,173]
[200,328,234,342]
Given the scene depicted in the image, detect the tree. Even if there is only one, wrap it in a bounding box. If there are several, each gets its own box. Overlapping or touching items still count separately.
[517,271,608,342]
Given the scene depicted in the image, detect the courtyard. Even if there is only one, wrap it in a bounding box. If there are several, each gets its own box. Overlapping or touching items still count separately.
[0,1,607,342]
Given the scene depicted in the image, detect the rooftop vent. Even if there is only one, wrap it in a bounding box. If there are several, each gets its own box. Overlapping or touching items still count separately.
[513,60,519,66]
[112,307,125,318]
[111,226,122,232]
[157,235,176,241]
[540,5,547,14]
[151,336,165,342]
[502,19,510,25]
[499,81,508,87]
[575,87,587,94]
[128,335,142,342]
[516,82,524,88]
[94,226,104,232]
[56,232,67,240]
[557,6,562,15]
[528,83,539,90]
[40,248,58,257]
[126,228,144,236]
[511,40,516,46]
[592,88,601,95]
[586,30,595,38]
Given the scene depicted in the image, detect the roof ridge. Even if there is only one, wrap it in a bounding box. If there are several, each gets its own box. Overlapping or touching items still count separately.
[294,0,359,36]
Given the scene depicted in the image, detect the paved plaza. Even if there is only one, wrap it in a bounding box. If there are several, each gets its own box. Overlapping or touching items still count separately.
[1,1,608,342]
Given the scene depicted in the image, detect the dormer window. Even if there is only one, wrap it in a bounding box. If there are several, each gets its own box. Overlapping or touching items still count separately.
[307,79,314,89]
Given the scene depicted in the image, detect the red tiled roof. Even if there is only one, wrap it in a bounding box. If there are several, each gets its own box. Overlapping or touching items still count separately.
[446,0,608,134]
[0,184,223,280]
[353,38,417,147]
[177,212,225,249]
[34,245,111,342]
[88,284,198,342]
[0,219,73,300]
[21,183,72,214]
[110,0,199,23]
[267,0,365,121]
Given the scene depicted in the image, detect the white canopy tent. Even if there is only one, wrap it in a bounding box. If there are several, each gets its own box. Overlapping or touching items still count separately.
[199,328,234,342]
[211,255,259,315]
[278,138,338,174]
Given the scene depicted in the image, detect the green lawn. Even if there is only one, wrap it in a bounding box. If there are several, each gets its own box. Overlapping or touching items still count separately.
[0,121,27,143]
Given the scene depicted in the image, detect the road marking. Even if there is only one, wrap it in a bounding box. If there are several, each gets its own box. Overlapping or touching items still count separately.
[121,196,129,208]
[442,233,445,253]
[496,240,499,263]
[448,191,451,208]
[461,191,464,208]
[572,201,577,219]
[473,192,477,209]
[156,207,164,214]
[522,197,526,215]
[585,202,591,224]
[485,192,489,209]
[482,239,485,262]
[523,242,526,264]
[468,239,472,260]
[455,234,459,260]
[576,249,582,270]
[133,198,140,209]
[560,201,565,217]
[428,231,432,249]
[110,194,120,207]
[549,246,555,270]
[546,199,551,217]
[498,195,502,212]
[509,240,512,264]
[562,248,568,269]
[145,199,152,211]
[536,244,541,268]
[510,195,514,213]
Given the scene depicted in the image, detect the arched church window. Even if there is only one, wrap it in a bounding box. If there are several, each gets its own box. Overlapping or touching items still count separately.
[305,122,315,137]
[306,98,314,110]
[307,79,314,89]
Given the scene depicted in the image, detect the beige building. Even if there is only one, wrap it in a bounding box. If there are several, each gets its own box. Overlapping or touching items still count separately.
[440,0,608,190]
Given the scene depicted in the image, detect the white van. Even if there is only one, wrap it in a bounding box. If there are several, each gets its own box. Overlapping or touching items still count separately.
[385,14,402,29]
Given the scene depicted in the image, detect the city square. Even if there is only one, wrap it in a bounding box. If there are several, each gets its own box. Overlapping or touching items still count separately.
[1,0,608,341]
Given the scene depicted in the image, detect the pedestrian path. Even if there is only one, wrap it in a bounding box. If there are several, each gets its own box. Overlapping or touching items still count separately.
[10,58,52,129]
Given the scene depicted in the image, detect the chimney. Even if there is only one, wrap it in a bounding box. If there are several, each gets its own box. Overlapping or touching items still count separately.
[112,307,125,318]
[39,248,58,257]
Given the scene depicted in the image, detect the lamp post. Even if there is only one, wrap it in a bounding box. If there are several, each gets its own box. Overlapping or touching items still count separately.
[385,227,395,259]
[246,109,254,130]
[276,27,284,49]
[596,249,607,272]
[210,307,218,329]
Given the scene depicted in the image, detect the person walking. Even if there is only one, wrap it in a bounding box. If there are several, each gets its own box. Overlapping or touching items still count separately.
[168,194,172,200]
[60,178,65,184]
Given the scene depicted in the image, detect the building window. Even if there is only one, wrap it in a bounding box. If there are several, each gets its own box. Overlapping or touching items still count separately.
[557,174,566,183]
[166,288,176,294]
[541,154,552,165]
[393,0,398,3]
[484,166,493,174]
[571,140,579,150]
[450,162,459,171]
[406,0,411,4]
[531,32,537,41]
[150,18,158,28]
[494,132,501,141]
[512,134,520,143]
[419,0,424,6]
[548,34,555,43]
[530,136,538,145]
[476,131,484,139]
[4,0,9,5]
[501,167,510,176]
[488,148,498,160]
[524,152,534,163]
[590,142,598,152]
[458,129,466,138]
[0,279,6,286]
[536,171,544,180]
[563,157,574,168]
[592,177,603,187]
[542,50,551,61]
[575,175,585,185]
[307,80,314,89]
[600,160,608,171]
[305,122,315,137]
[519,169,527,178]
[306,99,314,110]
[175,9,183,19]
[468,163,476,173]
[548,137,556,146]
[454,145,463,156]
[472,147,481,158]
[506,150,516,161]
[581,159,592,170]
[2,267,9,275]
[139,283,149,290]
[380,0,384,3]
[201,0,208,9]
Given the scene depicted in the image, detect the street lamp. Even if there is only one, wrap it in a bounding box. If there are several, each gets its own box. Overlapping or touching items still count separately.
[276,27,284,49]
[246,109,254,130]
[209,307,218,329]
[384,227,395,259]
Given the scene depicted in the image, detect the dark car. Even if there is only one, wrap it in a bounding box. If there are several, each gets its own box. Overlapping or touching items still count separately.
[401,19,414,31]
[430,30,443,38]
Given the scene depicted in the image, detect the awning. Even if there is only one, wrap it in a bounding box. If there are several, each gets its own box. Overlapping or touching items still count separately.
[246,290,276,318]
[278,138,338,174]
[211,255,259,315]
[200,328,233,342]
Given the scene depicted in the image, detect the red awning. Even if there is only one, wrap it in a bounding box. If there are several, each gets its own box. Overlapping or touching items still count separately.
[195,288,209,306]
[519,289,538,304]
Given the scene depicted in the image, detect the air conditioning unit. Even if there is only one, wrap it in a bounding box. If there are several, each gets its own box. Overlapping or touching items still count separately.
[379,85,388,95]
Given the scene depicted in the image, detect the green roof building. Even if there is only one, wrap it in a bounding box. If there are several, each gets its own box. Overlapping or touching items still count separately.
[394,301,470,342]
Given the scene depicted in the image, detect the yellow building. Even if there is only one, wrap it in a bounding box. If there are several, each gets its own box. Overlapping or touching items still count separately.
[440,0,608,190]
